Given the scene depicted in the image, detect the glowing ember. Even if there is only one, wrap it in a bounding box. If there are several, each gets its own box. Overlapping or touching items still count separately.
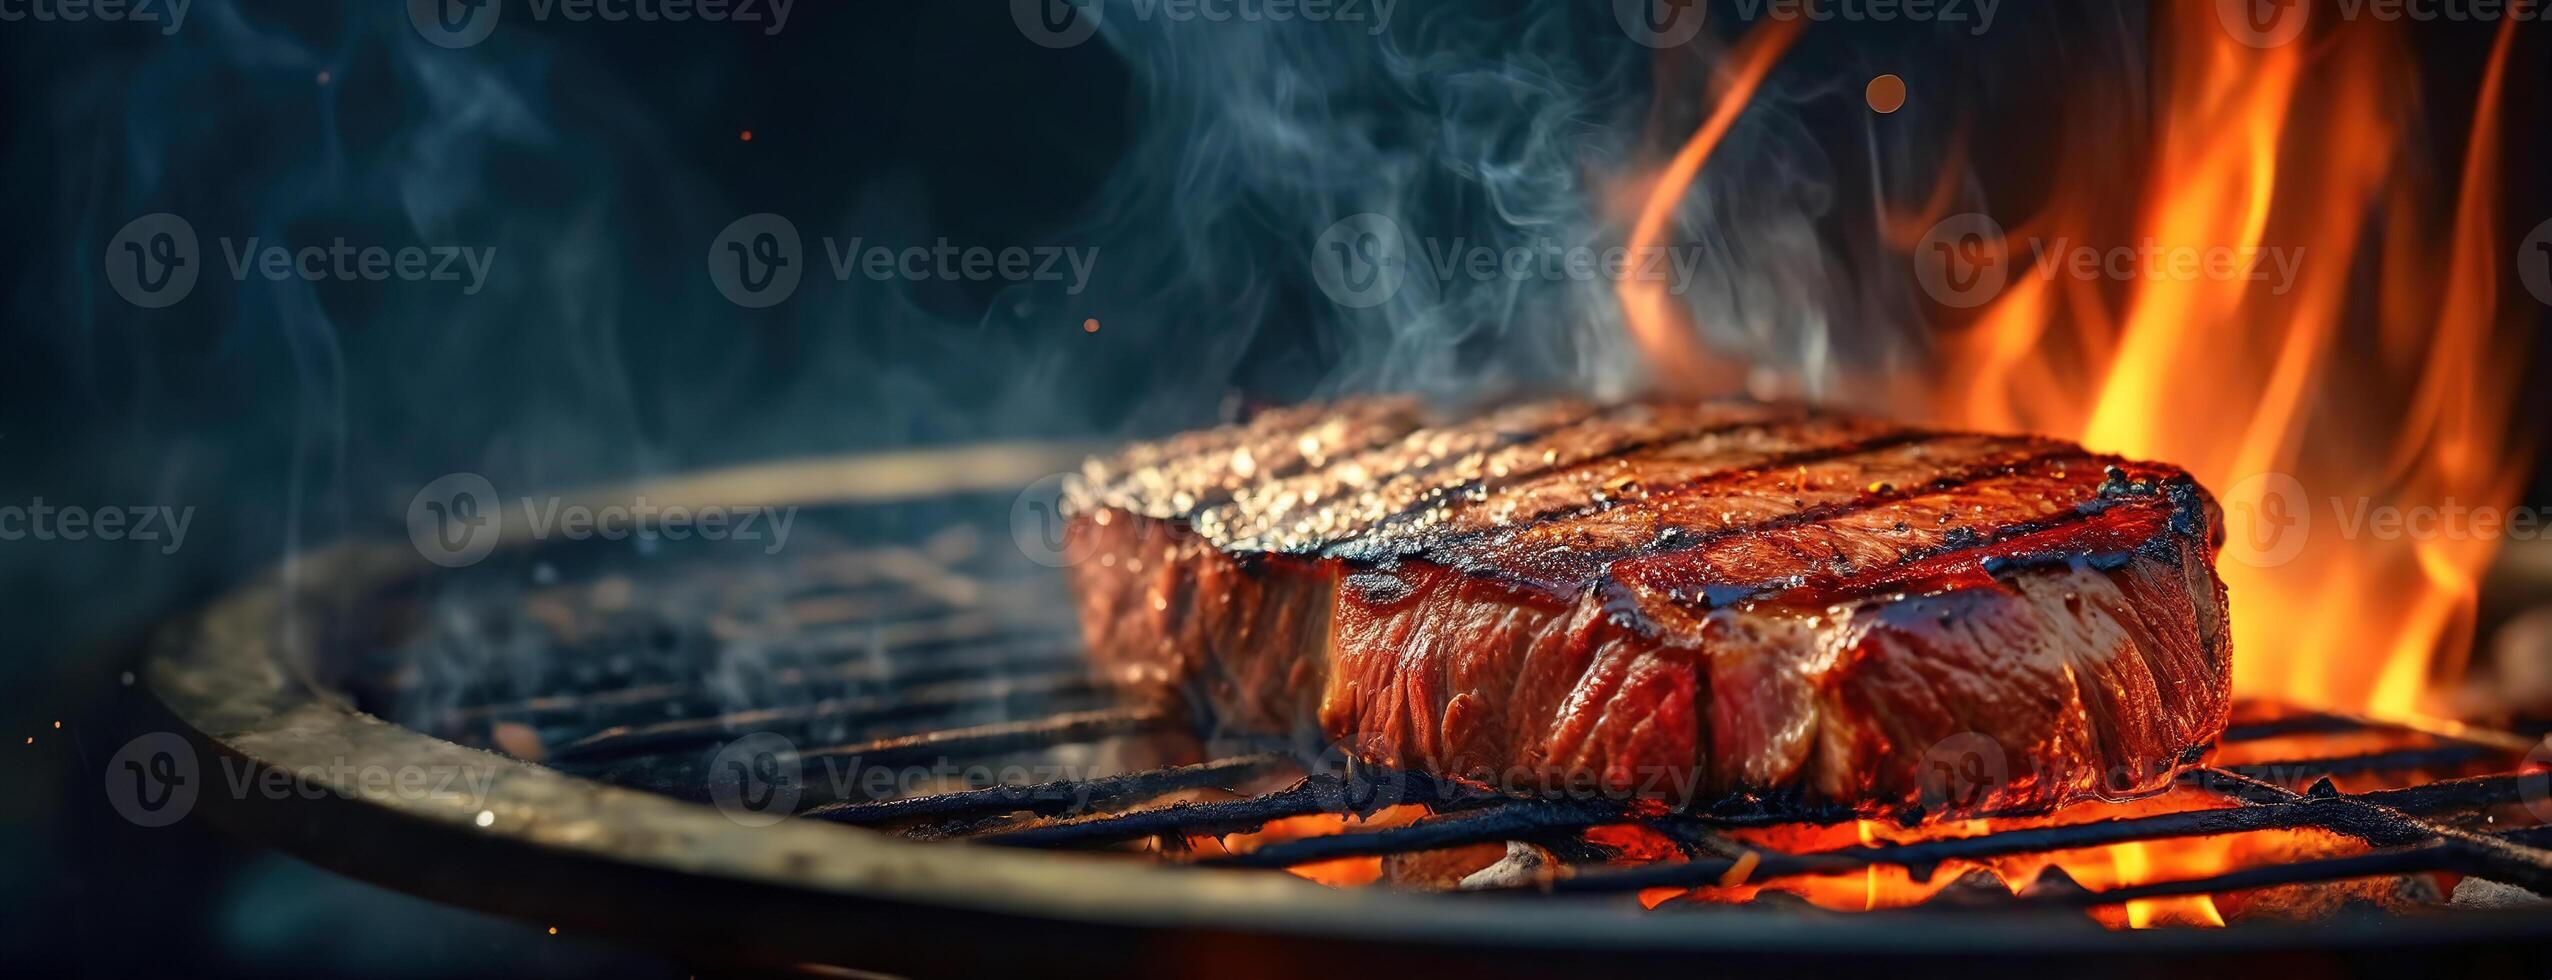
[1865,74,1905,114]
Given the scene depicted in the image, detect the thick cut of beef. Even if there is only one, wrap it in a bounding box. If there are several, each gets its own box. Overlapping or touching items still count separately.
[1061,398,2231,817]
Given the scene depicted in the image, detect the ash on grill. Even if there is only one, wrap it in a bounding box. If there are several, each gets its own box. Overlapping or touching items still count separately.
[354,524,2552,925]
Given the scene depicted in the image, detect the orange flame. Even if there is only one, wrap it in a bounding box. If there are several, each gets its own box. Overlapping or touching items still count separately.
[1617,18,1804,393]
[1611,9,2529,926]
[1940,8,2529,720]
[1626,8,2529,721]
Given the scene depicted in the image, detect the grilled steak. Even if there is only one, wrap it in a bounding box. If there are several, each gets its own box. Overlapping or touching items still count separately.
[1061,398,2230,817]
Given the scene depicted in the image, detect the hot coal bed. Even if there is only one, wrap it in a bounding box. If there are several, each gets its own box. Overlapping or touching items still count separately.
[142,457,2552,979]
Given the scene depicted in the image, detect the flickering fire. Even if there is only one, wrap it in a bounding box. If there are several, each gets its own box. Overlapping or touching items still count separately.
[1626,7,2526,721]
[1617,16,1803,396]
[1609,8,2530,925]
[1942,10,2528,722]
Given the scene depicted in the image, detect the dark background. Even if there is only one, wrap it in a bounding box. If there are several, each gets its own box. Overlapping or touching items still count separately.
[4,1,2546,976]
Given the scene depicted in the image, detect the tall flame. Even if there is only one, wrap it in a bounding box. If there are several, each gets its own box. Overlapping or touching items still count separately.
[1617,18,1805,394]
[1945,8,2528,719]
[1627,10,2529,720]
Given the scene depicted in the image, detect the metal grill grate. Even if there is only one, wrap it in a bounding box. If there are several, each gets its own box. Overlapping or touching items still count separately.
[373,524,2552,920]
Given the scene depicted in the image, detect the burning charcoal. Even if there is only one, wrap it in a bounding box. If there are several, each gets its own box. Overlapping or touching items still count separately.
[1457,841,1561,891]
[1920,868,2016,908]
[2020,865,2090,901]
[2221,876,2446,922]
[2451,877,2548,909]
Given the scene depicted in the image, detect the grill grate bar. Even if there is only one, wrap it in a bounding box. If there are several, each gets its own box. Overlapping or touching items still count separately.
[795,706,1177,768]
[440,642,1087,727]
[978,777,1353,847]
[1513,767,2552,899]
[1197,797,1636,868]
[801,753,1297,827]
[547,671,1103,763]
[2218,745,2504,783]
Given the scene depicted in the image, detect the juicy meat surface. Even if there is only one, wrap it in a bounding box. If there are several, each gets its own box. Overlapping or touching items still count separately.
[1061,398,2231,817]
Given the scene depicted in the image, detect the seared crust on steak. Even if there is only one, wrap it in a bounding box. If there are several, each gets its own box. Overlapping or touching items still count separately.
[1062,398,2230,817]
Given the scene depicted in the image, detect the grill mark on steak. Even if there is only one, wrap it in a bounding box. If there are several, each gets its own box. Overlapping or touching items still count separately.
[1079,397,1426,520]
[1214,400,1784,554]
[1192,399,1602,547]
[1308,406,1794,554]
[1626,448,2101,587]
[1608,454,2167,613]
[1318,406,1832,564]
[1432,435,2072,597]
